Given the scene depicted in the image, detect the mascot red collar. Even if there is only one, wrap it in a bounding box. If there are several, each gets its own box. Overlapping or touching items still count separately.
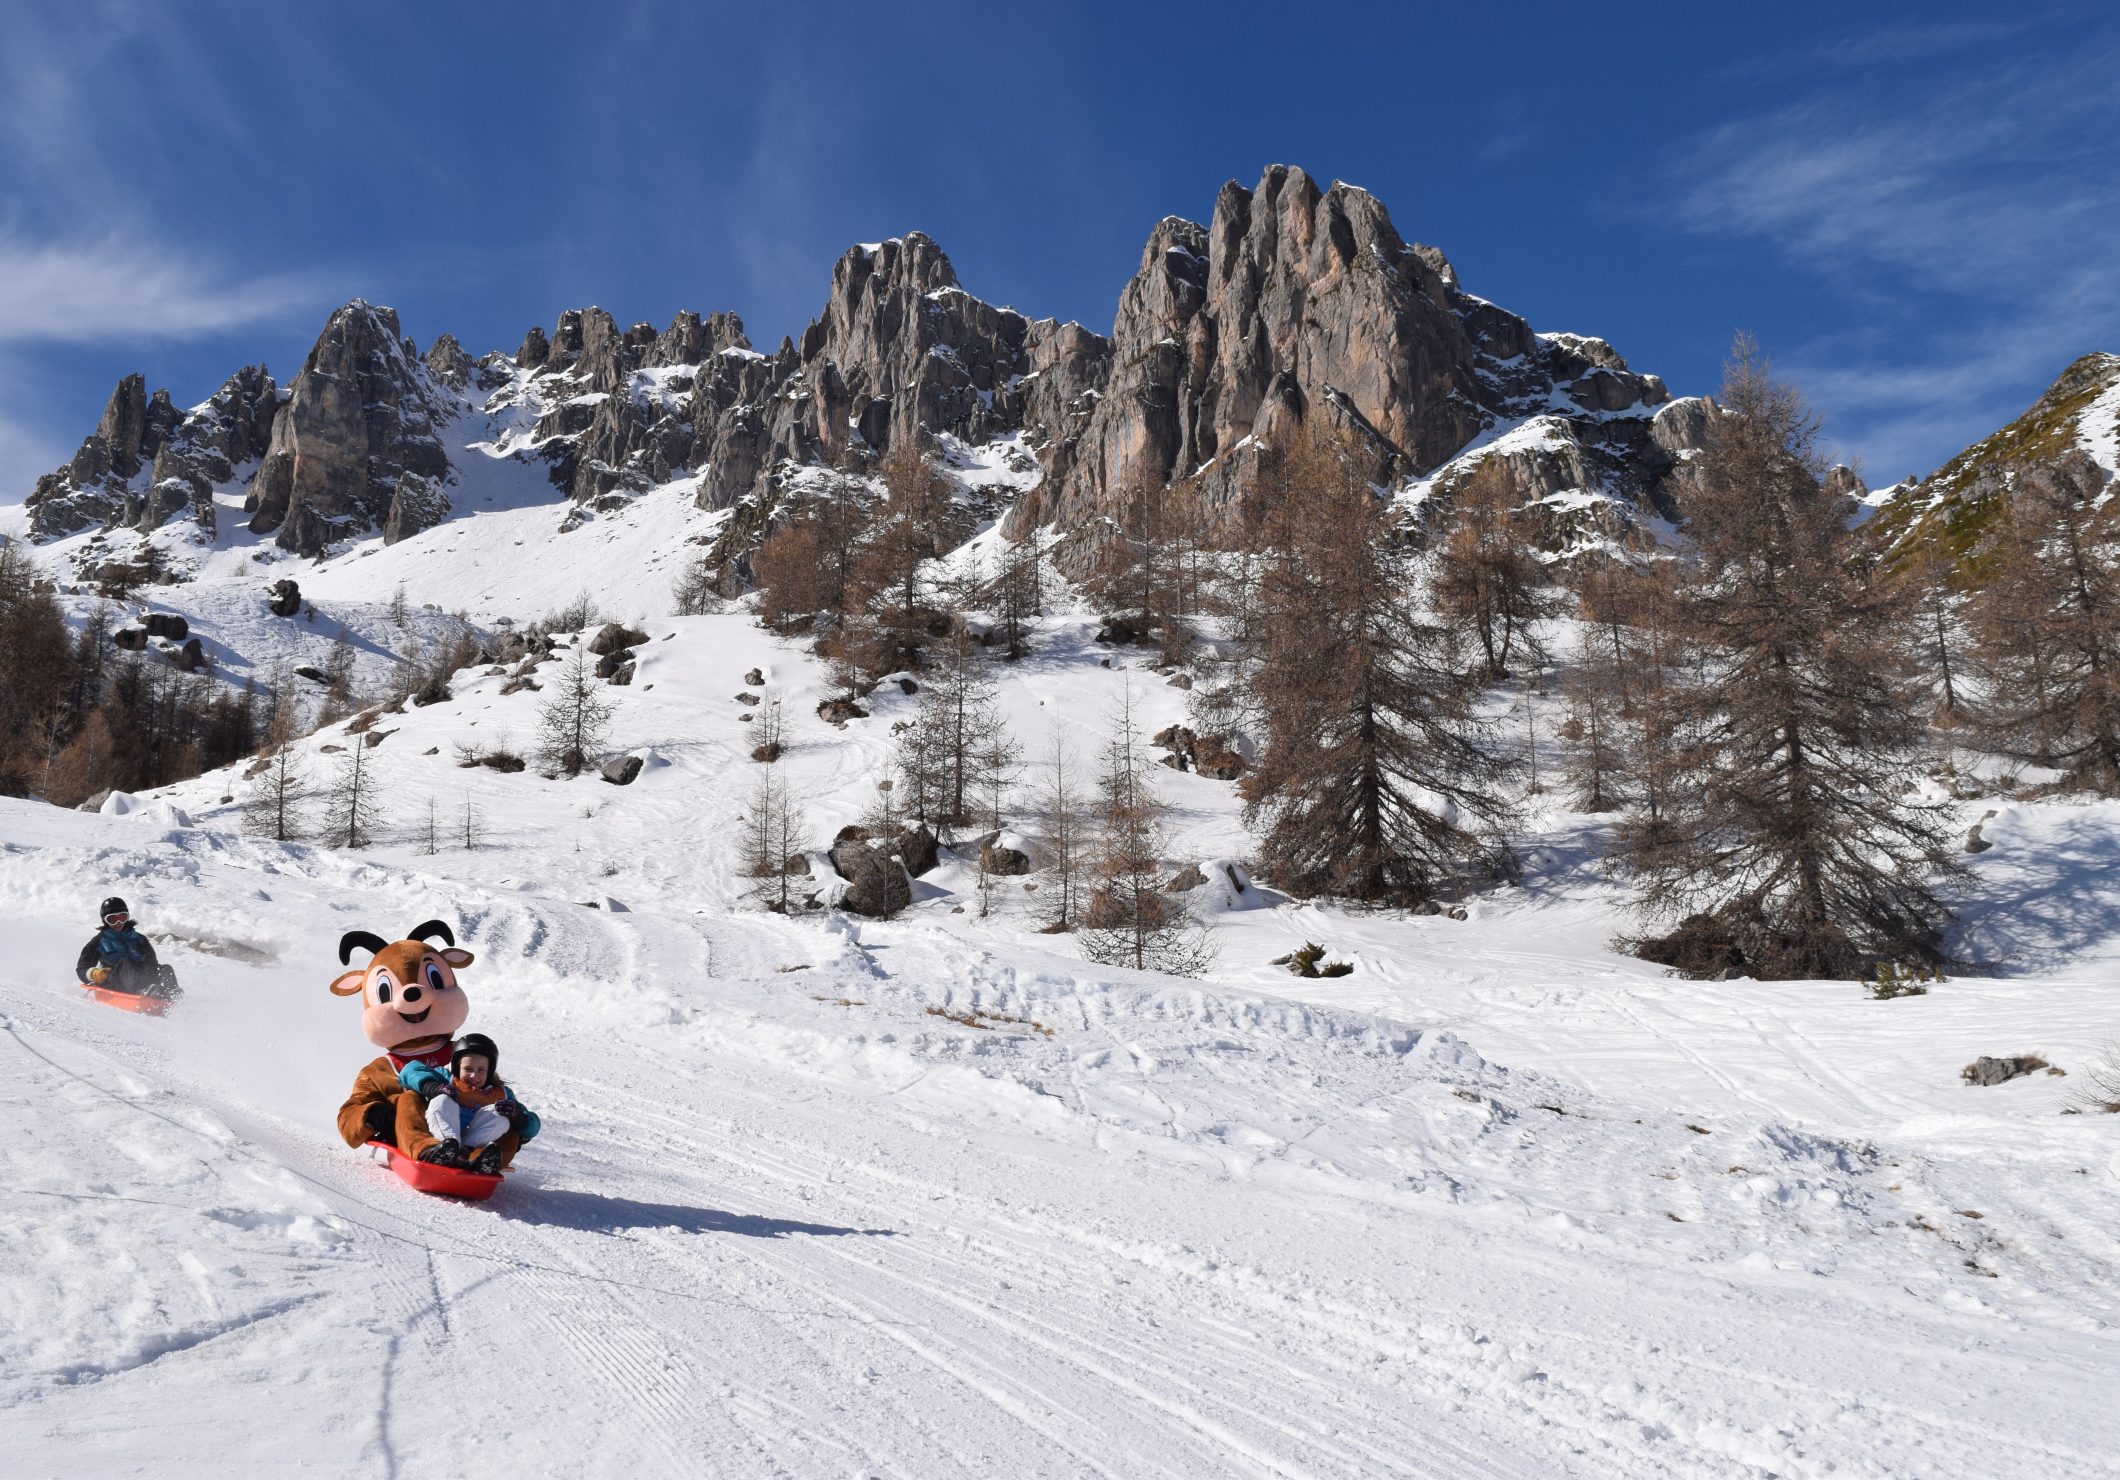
[332,919,474,1055]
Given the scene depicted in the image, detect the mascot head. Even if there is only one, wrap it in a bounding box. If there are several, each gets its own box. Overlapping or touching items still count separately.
[330,919,473,1051]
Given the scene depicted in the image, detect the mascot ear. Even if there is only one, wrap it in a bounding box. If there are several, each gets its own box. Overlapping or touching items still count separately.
[329,968,367,997]
[441,948,474,968]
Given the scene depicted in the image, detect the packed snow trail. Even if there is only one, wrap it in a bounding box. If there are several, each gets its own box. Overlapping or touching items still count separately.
[5,805,2118,1479]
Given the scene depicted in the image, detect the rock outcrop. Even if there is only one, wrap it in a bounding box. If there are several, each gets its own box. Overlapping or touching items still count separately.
[1868,352,2120,571]
[518,235,1111,529]
[22,163,1712,575]
[25,366,279,539]
[1019,165,1694,547]
[246,301,454,556]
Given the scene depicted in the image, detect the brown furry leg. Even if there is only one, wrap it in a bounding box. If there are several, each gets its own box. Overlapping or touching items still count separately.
[394,1092,439,1160]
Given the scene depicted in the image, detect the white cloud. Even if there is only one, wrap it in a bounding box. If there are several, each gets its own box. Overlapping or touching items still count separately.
[0,233,326,344]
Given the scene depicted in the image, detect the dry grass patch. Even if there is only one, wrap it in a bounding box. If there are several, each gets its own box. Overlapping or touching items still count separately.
[924,1005,1055,1037]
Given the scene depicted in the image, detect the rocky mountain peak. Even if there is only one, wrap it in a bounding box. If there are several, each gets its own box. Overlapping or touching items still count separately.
[647,310,749,368]
[1022,163,1700,545]
[245,299,452,555]
[24,365,271,542]
[422,333,476,388]
[20,163,1711,579]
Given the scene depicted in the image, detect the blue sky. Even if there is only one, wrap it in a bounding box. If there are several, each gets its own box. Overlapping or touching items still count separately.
[2,0,2115,500]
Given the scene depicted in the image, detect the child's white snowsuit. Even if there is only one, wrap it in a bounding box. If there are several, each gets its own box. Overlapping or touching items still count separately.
[426,1094,509,1150]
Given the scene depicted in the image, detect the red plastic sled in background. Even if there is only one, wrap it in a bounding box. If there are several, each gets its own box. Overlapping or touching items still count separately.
[79,984,171,1016]
[365,1139,504,1199]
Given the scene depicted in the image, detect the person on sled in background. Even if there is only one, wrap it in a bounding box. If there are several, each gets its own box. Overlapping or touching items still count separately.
[76,897,182,1001]
[398,1032,539,1174]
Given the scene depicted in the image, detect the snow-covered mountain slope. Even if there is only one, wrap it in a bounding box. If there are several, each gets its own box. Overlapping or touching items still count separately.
[4,597,2119,1477]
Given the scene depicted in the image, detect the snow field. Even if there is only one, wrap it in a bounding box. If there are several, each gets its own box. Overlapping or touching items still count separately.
[0,588,2116,1474]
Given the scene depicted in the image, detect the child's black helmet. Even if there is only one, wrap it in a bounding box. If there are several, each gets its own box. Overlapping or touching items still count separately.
[451,1033,498,1075]
[100,896,130,922]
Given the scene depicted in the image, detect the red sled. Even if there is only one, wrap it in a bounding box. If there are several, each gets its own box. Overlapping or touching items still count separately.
[80,983,171,1016]
[365,1139,504,1200]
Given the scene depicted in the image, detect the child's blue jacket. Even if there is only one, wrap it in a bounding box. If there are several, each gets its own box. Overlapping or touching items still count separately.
[397,1060,542,1142]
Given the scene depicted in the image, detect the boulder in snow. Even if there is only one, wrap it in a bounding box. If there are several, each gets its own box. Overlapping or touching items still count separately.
[1164,863,1206,893]
[838,850,911,919]
[1962,1055,2049,1087]
[588,621,648,656]
[978,838,1031,876]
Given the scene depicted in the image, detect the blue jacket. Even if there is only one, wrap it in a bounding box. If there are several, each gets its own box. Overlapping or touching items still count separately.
[398,1059,542,1142]
[77,926,157,984]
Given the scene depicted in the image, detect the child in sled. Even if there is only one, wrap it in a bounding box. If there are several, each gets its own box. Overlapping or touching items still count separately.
[399,1033,537,1174]
[77,896,183,1000]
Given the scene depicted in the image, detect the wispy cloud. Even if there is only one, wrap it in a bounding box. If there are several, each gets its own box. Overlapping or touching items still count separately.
[1477,97,1539,164]
[1669,22,2120,480]
[0,232,327,343]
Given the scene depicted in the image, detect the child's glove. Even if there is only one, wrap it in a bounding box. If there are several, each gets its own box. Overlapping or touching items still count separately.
[88,965,111,984]
[363,1102,394,1137]
[494,1099,524,1124]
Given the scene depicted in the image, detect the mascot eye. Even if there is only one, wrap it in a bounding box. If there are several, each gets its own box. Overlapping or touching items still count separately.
[426,963,448,992]
[373,972,394,1004]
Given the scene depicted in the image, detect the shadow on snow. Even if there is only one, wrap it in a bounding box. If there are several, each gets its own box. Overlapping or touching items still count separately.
[496,1184,895,1240]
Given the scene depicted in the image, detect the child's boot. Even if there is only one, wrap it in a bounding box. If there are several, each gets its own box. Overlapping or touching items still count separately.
[419,1137,466,1168]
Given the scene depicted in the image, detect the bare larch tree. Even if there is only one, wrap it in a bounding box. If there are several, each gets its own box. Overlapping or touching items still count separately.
[1966,451,2120,793]
[536,642,615,778]
[1622,335,1962,978]
[1241,427,1514,907]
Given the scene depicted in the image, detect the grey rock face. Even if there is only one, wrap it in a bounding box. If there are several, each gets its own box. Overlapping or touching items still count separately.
[26,366,278,539]
[246,301,453,556]
[646,310,747,368]
[523,233,1112,527]
[601,754,643,786]
[25,163,1706,581]
[382,471,452,545]
[1822,464,1868,502]
[1019,164,1698,544]
[422,334,475,388]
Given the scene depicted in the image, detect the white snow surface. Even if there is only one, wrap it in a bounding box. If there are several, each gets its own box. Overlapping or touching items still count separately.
[2,502,2119,1473]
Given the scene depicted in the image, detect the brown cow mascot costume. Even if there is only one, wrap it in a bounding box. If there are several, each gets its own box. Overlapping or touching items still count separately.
[332,920,536,1170]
